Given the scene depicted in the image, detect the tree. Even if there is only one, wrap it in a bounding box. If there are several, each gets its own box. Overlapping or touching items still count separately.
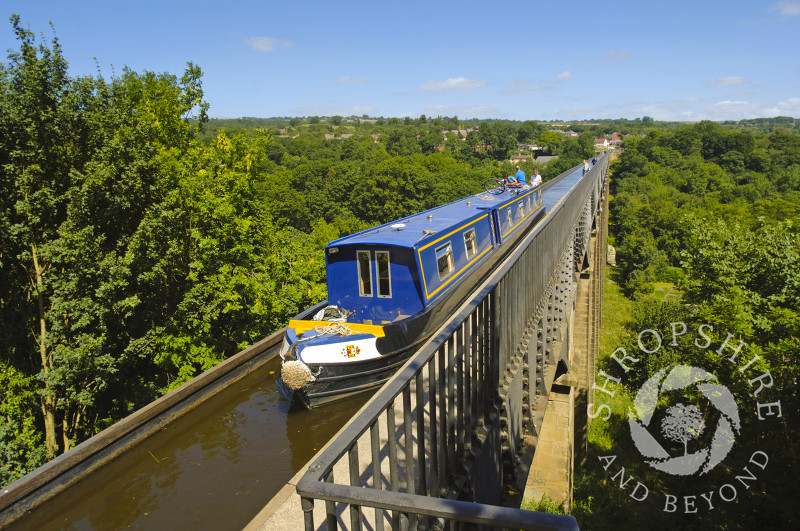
[517,120,543,143]
[661,403,705,456]
[1,15,83,457]
[537,131,561,155]
[0,16,210,460]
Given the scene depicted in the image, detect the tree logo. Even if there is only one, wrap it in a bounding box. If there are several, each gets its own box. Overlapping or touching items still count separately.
[628,364,741,476]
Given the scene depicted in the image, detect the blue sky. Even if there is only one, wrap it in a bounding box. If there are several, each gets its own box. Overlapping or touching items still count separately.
[2,0,799,121]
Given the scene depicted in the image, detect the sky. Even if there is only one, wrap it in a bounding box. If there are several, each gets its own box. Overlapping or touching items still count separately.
[1,0,799,122]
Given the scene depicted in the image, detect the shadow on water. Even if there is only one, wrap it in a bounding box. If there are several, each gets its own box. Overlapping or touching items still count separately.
[10,357,371,531]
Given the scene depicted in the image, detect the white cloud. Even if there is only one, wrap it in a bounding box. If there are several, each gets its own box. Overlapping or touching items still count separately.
[294,104,378,116]
[557,71,572,81]
[336,76,369,84]
[503,78,551,94]
[703,97,800,120]
[420,77,486,92]
[770,1,800,16]
[606,49,631,60]
[424,104,499,118]
[545,95,799,122]
[244,36,293,52]
[705,76,748,88]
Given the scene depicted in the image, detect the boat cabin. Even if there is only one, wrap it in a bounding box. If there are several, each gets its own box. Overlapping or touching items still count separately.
[325,186,543,325]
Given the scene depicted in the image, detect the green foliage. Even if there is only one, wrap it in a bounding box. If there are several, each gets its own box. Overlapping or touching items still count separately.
[522,494,567,515]
[609,119,800,298]
[0,362,46,486]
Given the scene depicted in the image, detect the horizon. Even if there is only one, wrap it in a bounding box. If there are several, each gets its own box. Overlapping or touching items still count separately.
[198,114,797,124]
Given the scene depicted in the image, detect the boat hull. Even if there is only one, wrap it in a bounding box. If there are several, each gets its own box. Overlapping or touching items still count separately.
[279,346,416,407]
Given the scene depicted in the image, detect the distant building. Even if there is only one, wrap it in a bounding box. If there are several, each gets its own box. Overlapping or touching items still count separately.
[594,138,609,150]
[442,127,478,140]
[510,154,532,163]
[535,155,559,164]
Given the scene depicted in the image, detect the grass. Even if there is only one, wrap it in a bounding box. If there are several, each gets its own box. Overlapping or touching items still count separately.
[590,264,636,451]
[598,265,634,360]
[648,281,684,301]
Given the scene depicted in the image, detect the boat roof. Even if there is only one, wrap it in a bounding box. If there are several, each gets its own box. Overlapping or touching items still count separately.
[327,187,533,249]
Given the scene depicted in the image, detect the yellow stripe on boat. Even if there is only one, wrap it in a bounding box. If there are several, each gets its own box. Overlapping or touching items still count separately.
[288,320,386,338]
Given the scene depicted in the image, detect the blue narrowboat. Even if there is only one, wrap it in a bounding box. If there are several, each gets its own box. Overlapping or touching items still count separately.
[279,182,545,407]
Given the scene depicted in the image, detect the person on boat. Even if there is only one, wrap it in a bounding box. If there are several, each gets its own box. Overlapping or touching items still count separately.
[531,170,542,187]
[508,165,526,186]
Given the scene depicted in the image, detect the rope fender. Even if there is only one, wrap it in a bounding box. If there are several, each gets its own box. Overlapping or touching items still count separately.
[281,360,316,390]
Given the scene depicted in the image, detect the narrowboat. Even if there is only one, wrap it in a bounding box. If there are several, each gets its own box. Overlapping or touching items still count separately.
[278,182,545,407]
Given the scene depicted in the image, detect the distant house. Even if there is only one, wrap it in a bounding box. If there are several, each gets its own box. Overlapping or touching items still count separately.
[594,138,609,150]
[443,129,469,139]
[510,154,532,163]
[442,127,478,140]
[518,144,542,151]
[535,155,559,164]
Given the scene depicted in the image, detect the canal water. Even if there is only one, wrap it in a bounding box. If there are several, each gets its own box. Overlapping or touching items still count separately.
[10,356,370,530]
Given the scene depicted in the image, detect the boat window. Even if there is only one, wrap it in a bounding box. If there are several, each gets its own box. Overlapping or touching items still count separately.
[518,200,525,219]
[376,250,391,298]
[357,250,372,296]
[506,208,513,228]
[464,228,478,259]
[435,242,454,280]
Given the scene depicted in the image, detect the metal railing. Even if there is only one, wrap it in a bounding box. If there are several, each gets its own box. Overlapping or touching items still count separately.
[295,158,608,530]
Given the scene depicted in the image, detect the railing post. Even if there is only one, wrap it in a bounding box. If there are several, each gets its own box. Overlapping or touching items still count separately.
[301,496,314,531]
[325,473,338,530]
[490,287,501,411]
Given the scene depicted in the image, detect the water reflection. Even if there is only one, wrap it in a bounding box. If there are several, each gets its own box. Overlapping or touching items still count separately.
[9,357,370,530]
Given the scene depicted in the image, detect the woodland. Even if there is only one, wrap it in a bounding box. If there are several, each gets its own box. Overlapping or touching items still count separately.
[1,17,798,531]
